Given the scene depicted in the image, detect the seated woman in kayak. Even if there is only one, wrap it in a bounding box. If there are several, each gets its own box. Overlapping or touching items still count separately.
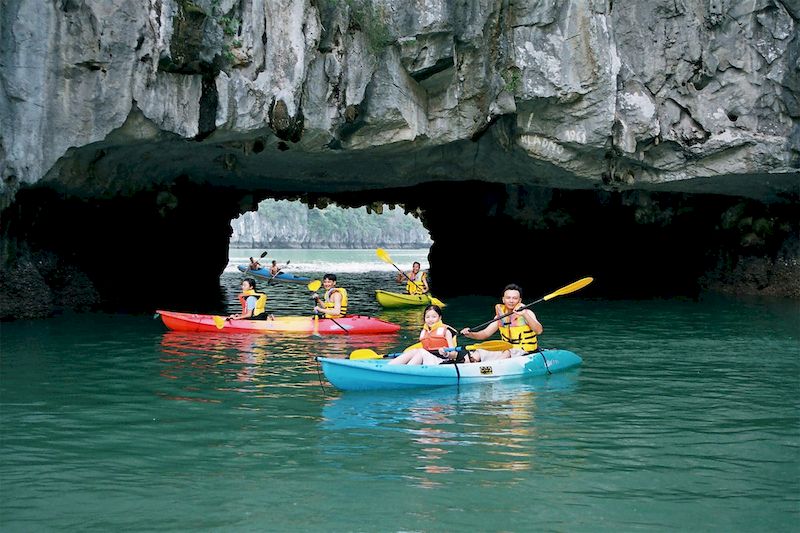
[389,305,459,365]
[228,278,271,320]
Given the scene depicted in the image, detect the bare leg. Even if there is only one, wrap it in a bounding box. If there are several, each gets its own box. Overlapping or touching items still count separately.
[389,348,427,365]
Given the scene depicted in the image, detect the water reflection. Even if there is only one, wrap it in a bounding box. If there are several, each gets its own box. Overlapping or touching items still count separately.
[156,331,401,401]
[320,373,580,486]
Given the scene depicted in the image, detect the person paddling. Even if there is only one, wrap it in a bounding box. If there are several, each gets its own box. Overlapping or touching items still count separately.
[460,283,542,362]
[312,274,348,318]
[395,261,429,294]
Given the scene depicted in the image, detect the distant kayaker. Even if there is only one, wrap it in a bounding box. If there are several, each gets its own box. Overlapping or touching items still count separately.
[228,278,269,320]
[460,283,543,362]
[269,260,281,276]
[248,256,262,270]
[313,274,348,318]
[389,305,459,365]
[395,261,429,294]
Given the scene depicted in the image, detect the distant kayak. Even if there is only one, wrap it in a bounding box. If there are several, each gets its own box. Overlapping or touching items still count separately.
[316,349,582,390]
[236,265,311,284]
[375,290,435,308]
[157,310,401,335]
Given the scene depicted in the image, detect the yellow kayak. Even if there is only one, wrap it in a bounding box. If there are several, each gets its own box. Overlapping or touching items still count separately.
[375,290,444,308]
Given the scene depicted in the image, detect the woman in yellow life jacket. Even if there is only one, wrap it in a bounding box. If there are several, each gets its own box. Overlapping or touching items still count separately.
[312,273,348,318]
[228,278,269,320]
[389,305,459,365]
[459,283,543,362]
[395,261,429,295]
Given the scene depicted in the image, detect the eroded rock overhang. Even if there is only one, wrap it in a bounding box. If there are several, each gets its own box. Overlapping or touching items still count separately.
[0,0,798,318]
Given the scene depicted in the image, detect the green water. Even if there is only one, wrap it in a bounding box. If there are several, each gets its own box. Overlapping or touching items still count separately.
[1,252,798,531]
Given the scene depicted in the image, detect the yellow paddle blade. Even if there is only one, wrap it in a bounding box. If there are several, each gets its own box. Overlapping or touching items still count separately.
[376,248,392,264]
[212,316,226,329]
[430,296,446,308]
[403,342,422,352]
[543,277,594,301]
[466,340,513,351]
[349,349,382,360]
[307,280,322,291]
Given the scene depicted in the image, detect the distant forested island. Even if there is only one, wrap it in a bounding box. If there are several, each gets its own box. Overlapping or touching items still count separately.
[230,200,432,248]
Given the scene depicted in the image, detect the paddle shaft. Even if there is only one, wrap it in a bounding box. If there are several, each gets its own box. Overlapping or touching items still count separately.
[267,260,290,284]
[314,312,349,334]
[391,263,425,292]
[465,277,593,332]
[466,299,543,332]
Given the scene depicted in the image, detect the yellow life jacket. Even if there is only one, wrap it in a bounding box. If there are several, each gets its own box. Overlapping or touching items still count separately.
[407,271,428,295]
[239,290,267,317]
[420,321,451,351]
[495,304,538,352]
[323,287,348,318]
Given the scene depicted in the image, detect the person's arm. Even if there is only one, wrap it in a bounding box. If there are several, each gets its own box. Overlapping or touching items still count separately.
[521,308,543,334]
[395,271,406,283]
[241,296,257,319]
[460,320,499,340]
[229,296,256,319]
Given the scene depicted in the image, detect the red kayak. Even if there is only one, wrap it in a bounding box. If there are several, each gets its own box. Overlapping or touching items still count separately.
[156,310,401,335]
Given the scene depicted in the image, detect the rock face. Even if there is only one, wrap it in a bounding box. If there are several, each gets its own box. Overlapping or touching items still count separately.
[229,200,432,248]
[0,0,797,318]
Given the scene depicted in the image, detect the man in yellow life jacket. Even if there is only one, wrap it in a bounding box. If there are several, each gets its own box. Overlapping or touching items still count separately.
[459,283,543,362]
[395,261,429,294]
[228,278,269,320]
[312,273,348,318]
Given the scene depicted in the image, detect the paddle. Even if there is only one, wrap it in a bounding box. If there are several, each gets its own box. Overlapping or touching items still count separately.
[267,260,291,285]
[464,277,594,333]
[308,279,350,335]
[349,340,514,360]
[375,248,445,307]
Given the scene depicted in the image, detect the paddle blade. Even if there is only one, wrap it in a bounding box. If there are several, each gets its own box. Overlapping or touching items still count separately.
[307,280,322,292]
[376,248,392,264]
[260,251,268,258]
[349,349,382,360]
[543,277,593,301]
[467,340,513,351]
[212,316,226,329]
[430,297,446,308]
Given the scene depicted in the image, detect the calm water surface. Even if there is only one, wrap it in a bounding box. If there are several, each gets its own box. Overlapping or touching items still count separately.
[1,250,798,531]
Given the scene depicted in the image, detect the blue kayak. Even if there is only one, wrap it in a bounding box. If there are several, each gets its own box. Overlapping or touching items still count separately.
[237,265,311,284]
[316,349,582,391]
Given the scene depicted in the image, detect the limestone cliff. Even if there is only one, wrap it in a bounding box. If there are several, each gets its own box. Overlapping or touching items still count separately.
[0,0,797,318]
[230,200,432,248]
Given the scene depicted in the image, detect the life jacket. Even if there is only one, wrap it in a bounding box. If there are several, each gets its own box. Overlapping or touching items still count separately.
[322,287,348,318]
[420,320,451,351]
[406,271,428,295]
[239,289,267,317]
[495,304,538,352]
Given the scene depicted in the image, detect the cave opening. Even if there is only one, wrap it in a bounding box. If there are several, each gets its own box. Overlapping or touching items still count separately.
[0,179,797,321]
